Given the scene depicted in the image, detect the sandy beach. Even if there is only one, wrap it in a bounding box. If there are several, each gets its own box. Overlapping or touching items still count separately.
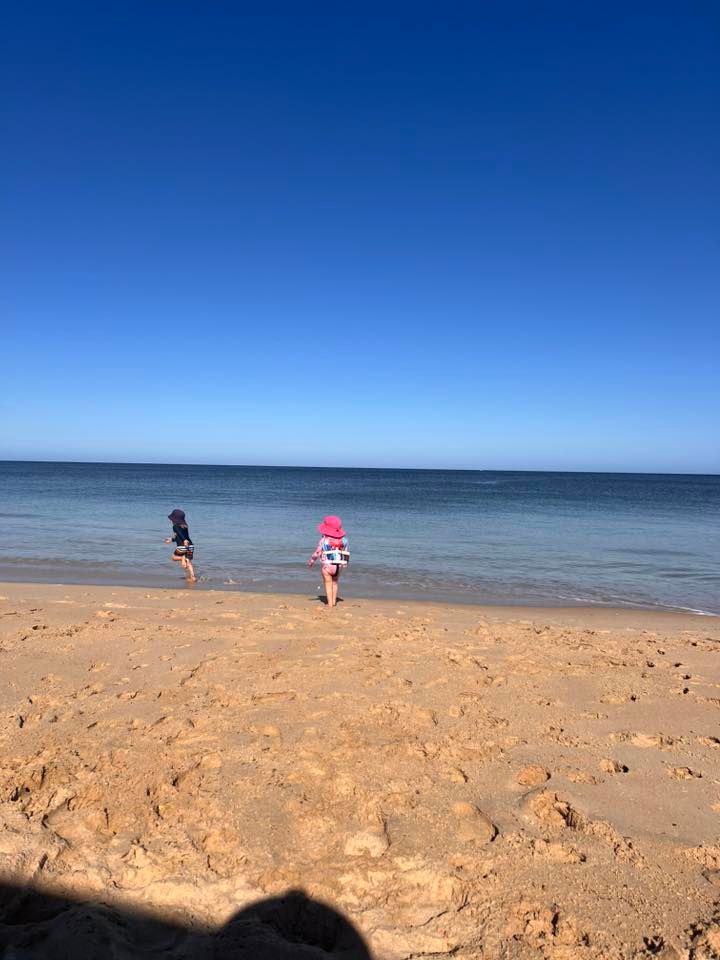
[0,582,718,959]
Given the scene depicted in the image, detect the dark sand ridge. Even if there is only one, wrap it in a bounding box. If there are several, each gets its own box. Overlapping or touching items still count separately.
[0,582,719,958]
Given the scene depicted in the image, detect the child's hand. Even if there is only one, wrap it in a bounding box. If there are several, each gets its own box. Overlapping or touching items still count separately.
[164,538,171,544]
[307,558,314,567]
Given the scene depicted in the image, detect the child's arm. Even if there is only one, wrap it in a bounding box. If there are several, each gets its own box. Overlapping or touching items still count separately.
[308,539,323,567]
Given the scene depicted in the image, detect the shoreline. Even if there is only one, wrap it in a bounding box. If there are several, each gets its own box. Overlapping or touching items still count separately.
[1,575,717,620]
[1,581,719,958]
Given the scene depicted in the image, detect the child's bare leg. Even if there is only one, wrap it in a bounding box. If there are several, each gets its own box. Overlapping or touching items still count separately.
[185,559,197,582]
[332,572,340,606]
[321,569,334,606]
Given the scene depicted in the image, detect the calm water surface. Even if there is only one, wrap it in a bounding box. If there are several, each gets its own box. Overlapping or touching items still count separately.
[1,462,718,614]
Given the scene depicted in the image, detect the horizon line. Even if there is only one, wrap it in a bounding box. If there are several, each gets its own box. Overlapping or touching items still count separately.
[1,458,718,478]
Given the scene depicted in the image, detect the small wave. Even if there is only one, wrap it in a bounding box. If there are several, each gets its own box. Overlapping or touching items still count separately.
[641,600,718,616]
[553,592,718,616]
[555,594,605,605]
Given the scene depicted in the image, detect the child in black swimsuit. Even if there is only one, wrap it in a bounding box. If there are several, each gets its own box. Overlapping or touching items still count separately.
[165,509,196,582]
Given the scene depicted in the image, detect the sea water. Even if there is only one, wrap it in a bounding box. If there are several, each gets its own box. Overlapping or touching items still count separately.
[1,462,718,614]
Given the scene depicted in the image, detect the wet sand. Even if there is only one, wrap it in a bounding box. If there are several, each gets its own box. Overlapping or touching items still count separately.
[0,582,719,959]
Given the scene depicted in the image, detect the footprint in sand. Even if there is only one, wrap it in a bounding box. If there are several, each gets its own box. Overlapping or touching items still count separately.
[516,765,551,787]
[251,691,297,704]
[343,823,389,858]
[531,838,586,863]
[666,766,702,780]
[615,732,678,750]
[523,791,644,865]
[697,735,720,748]
[445,768,468,783]
[450,802,498,844]
[684,845,720,869]
[599,758,629,774]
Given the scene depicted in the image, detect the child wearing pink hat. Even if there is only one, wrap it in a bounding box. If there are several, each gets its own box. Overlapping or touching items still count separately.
[308,515,349,608]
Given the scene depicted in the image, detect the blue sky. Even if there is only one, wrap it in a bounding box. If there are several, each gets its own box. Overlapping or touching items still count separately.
[3,2,718,471]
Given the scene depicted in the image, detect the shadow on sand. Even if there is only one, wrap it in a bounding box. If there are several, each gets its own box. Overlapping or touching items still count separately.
[0,883,373,958]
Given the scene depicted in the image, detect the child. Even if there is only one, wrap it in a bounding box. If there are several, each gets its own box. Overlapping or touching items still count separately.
[308,515,349,608]
[164,509,197,582]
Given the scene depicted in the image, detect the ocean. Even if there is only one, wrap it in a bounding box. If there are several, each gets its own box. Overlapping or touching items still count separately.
[1,461,718,614]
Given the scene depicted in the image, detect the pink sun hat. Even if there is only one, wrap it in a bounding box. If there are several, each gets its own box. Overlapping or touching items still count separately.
[318,515,346,538]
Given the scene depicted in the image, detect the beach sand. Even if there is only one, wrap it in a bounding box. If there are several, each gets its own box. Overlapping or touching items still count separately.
[0,582,718,959]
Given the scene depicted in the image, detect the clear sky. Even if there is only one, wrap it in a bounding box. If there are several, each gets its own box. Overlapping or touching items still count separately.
[3,2,718,471]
